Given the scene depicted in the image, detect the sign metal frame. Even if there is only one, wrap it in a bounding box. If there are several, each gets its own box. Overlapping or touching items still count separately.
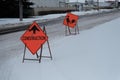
[22,24,52,63]
[63,13,79,36]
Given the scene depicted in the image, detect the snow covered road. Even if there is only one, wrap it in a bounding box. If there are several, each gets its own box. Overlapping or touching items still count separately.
[0,10,120,80]
[0,16,120,80]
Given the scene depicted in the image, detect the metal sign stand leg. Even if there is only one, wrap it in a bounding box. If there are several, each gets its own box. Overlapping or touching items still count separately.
[39,40,52,62]
[65,26,67,36]
[39,45,43,63]
[43,26,52,60]
[47,40,53,60]
[75,25,77,35]
[39,26,53,63]
[74,23,79,35]
[68,26,71,35]
[65,26,72,36]
[36,52,39,58]
[22,45,39,63]
[76,23,79,34]
[22,45,26,63]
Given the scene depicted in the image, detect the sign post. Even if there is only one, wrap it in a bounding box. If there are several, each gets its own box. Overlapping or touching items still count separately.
[63,12,79,36]
[20,22,52,63]
[19,0,23,21]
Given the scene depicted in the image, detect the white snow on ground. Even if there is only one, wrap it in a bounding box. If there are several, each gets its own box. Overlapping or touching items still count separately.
[1,15,120,80]
[0,9,114,26]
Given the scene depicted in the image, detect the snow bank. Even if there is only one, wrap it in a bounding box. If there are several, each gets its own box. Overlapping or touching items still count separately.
[1,15,120,80]
[0,9,114,27]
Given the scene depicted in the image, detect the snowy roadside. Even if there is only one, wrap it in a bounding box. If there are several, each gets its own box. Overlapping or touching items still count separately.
[0,13,120,80]
[0,9,116,30]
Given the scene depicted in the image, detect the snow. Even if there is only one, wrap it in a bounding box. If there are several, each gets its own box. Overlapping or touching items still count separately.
[69,0,120,2]
[0,14,120,80]
[0,9,114,28]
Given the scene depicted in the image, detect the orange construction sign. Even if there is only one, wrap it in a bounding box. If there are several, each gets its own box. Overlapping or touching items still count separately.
[20,22,48,55]
[63,13,79,28]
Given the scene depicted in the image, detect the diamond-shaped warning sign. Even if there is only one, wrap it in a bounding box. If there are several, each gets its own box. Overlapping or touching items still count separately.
[20,22,48,55]
[63,13,79,28]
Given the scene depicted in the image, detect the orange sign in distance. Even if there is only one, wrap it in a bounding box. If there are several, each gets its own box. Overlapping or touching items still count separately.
[20,22,48,55]
[63,13,79,28]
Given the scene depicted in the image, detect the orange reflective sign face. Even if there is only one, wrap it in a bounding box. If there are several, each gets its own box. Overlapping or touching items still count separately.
[63,13,79,28]
[20,22,48,55]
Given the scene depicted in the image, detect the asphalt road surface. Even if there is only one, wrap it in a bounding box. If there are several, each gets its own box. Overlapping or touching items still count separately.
[0,10,120,66]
